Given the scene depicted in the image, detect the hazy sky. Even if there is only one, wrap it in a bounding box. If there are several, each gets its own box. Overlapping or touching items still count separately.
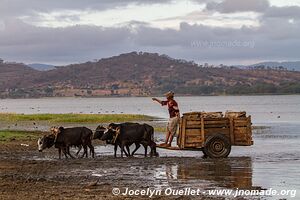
[0,0,300,65]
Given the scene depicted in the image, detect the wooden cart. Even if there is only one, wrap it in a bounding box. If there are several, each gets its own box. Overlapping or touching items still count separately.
[159,111,253,158]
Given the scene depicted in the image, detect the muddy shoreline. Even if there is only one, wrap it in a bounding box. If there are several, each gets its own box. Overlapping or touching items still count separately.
[1,138,260,200]
[1,123,299,200]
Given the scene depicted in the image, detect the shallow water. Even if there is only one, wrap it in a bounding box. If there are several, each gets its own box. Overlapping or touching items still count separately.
[93,122,300,199]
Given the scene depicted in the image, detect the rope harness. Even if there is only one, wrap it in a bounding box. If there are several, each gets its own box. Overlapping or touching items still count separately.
[111,128,120,144]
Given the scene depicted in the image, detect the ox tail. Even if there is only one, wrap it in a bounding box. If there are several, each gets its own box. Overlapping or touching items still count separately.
[151,127,154,141]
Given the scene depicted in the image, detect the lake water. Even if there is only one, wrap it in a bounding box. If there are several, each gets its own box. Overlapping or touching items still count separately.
[1,95,300,124]
[1,95,300,199]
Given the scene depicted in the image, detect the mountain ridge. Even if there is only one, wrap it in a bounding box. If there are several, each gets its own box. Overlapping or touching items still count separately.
[1,52,300,98]
[237,61,300,71]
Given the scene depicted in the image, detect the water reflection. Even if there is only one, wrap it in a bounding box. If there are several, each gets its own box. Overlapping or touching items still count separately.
[155,157,255,189]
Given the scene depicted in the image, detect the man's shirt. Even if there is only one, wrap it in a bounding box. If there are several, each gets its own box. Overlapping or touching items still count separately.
[161,99,179,118]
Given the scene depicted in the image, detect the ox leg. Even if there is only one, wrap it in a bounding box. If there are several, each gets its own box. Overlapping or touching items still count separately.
[81,145,88,158]
[120,142,126,158]
[118,144,129,157]
[114,144,118,158]
[66,146,75,159]
[131,143,141,156]
[76,145,82,157]
[150,141,158,157]
[125,145,131,157]
[85,145,88,158]
[58,148,61,159]
[63,147,69,159]
[144,144,148,157]
[123,147,129,157]
[87,143,95,158]
[86,138,95,158]
[140,141,148,157]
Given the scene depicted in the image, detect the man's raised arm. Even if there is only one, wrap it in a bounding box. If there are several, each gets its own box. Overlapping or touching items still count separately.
[152,97,162,104]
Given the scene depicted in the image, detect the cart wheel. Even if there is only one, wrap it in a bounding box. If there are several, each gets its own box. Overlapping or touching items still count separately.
[203,134,231,158]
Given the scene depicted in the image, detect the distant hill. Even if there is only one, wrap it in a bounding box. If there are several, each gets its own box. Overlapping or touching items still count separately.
[0,62,40,91]
[28,63,55,71]
[0,52,300,98]
[237,61,300,71]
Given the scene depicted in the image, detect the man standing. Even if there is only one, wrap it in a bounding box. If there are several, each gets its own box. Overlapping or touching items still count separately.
[152,91,180,147]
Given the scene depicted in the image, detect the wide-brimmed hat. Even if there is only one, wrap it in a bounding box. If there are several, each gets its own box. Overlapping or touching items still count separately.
[164,91,174,98]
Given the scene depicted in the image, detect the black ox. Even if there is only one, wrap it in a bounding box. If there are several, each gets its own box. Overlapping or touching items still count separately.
[101,122,158,158]
[38,126,95,159]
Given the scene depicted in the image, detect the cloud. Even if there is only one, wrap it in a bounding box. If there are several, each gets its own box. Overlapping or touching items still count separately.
[0,0,172,19]
[1,16,300,65]
[0,1,299,65]
[264,6,300,19]
[258,5,300,40]
[206,0,270,13]
[0,18,134,63]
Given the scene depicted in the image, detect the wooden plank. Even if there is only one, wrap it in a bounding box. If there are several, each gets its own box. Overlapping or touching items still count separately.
[234,137,248,142]
[185,119,230,128]
[233,120,252,145]
[185,143,202,147]
[233,117,251,126]
[185,129,202,136]
[185,124,202,128]
[186,120,201,125]
[186,121,202,128]
[234,118,250,122]
[234,134,248,139]
[184,143,202,148]
[204,120,229,124]
[181,117,187,148]
[186,134,202,139]
[229,118,234,144]
[178,117,183,148]
[204,124,229,128]
[177,118,182,147]
[205,122,229,127]
[185,135,202,143]
[234,141,250,144]
[234,121,249,127]
[234,127,248,135]
[234,136,251,140]
[185,125,202,129]
[204,128,230,133]
[203,117,228,121]
[234,132,248,137]
[201,117,205,147]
